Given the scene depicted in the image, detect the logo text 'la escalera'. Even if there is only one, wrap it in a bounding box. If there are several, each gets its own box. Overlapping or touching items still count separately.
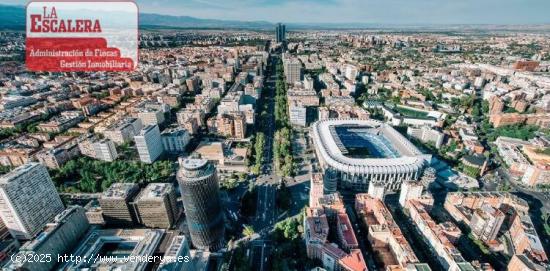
[30,6,102,33]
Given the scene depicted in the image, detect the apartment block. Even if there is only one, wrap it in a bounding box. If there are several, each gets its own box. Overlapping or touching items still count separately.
[0,163,65,240]
[161,127,191,153]
[93,139,118,162]
[135,125,164,163]
[304,193,367,271]
[355,194,424,270]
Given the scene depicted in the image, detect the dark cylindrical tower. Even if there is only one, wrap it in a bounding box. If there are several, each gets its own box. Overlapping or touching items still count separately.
[177,158,224,251]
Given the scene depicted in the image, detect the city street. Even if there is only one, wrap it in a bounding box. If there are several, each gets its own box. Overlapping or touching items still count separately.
[249,54,279,271]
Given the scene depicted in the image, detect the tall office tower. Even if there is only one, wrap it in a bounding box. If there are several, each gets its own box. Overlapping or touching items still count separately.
[135,124,163,163]
[177,158,224,251]
[99,183,140,227]
[133,183,179,229]
[399,180,424,208]
[0,163,64,240]
[4,206,90,271]
[284,58,303,84]
[93,139,118,162]
[275,23,286,43]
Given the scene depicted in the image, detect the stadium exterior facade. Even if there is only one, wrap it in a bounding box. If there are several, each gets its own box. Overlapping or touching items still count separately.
[312,119,431,192]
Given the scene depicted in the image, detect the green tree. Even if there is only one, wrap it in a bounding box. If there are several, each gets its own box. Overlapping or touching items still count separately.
[242,225,255,238]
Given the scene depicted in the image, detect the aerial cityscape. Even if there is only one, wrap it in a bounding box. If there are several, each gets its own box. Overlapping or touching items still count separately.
[0,1,549,271]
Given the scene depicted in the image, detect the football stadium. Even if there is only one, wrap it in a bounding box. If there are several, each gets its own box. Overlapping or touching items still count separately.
[312,119,432,192]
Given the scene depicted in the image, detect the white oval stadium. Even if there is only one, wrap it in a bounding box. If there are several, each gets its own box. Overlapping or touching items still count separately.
[312,119,431,192]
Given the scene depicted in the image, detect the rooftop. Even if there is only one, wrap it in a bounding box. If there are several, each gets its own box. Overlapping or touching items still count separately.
[102,183,139,199]
[135,183,173,201]
[0,162,42,184]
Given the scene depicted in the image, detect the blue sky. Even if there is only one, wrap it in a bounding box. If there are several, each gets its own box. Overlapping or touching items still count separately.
[3,0,550,24]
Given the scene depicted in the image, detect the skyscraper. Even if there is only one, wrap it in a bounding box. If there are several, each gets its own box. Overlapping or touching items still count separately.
[0,163,65,240]
[135,124,163,163]
[276,23,286,43]
[177,158,224,251]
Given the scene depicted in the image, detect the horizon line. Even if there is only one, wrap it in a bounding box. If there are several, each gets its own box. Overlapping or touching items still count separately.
[1,3,550,27]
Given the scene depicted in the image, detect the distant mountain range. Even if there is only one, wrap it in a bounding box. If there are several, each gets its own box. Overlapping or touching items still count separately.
[140,13,273,29]
[0,4,274,30]
[0,5,25,30]
[1,4,550,32]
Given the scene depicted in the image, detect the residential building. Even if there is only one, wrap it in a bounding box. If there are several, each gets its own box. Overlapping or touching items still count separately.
[93,139,118,162]
[213,112,246,139]
[103,118,143,145]
[399,180,423,208]
[137,108,165,126]
[309,173,324,208]
[304,193,367,271]
[507,254,546,271]
[407,199,475,271]
[135,125,163,163]
[0,163,64,240]
[470,203,505,242]
[355,194,424,270]
[407,126,445,149]
[161,127,191,154]
[510,212,548,264]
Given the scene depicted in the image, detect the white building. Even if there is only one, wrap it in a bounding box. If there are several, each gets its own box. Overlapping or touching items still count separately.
[135,125,163,164]
[407,126,445,149]
[344,64,358,81]
[304,75,315,90]
[399,180,424,208]
[138,109,165,126]
[367,181,386,200]
[103,118,143,145]
[0,163,65,240]
[289,104,307,127]
[161,128,191,154]
[93,139,118,162]
[344,80,356,94]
